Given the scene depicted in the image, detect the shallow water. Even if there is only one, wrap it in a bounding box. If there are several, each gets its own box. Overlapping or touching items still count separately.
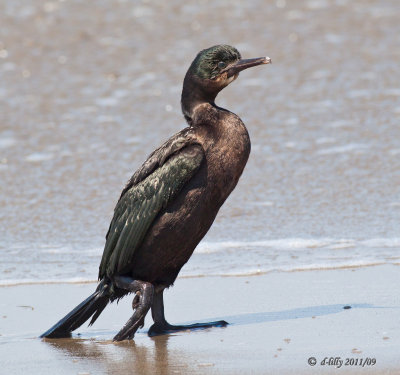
[1,0,399,284]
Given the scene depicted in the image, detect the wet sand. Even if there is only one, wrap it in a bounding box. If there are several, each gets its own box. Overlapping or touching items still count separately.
[1,265,399,374]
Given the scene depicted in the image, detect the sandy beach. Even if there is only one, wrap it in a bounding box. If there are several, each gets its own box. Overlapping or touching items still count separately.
[1,265,399,374]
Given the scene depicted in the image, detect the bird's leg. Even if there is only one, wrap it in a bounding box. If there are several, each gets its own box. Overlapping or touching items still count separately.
[112,276,154,341]
[148,289,228,337]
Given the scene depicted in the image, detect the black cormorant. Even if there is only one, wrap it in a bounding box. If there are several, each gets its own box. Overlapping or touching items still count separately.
[40,45,270,341]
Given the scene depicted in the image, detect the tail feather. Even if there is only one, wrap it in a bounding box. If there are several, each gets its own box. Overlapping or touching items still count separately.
[40,282,110,338]
[88,297,109,326]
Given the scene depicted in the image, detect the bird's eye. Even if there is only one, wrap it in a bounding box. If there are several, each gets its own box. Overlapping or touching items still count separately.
[218,61,227,69]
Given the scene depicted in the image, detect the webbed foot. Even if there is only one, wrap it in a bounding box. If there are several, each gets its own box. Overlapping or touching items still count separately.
[148,320,228,337]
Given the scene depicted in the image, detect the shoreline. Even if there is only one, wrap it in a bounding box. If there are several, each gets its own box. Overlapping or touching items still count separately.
[1,265,400,374]
[1,262,396,288]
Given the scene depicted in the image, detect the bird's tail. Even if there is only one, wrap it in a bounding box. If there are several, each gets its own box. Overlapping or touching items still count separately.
[40,279,111,338]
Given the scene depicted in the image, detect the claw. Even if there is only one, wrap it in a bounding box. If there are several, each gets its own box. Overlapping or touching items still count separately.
[132,292,140,310]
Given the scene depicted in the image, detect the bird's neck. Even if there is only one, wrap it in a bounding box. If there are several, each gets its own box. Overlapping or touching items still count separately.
[181,75,218,126]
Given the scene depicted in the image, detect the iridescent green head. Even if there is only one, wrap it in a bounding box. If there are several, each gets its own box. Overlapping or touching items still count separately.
[186,44,270,90]
[181,45,271,123]
[191,45,242,80]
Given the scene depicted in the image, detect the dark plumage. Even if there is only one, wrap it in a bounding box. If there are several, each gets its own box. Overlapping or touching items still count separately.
[40,45,270,341]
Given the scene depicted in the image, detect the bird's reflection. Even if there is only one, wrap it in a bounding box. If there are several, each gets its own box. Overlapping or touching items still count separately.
[44,334,188,375]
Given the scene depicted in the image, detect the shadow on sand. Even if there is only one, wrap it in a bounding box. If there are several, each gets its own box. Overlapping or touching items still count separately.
[197,303,376,326]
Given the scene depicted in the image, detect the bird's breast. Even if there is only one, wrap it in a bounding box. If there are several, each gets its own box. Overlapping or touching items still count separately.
[204,115,251,203]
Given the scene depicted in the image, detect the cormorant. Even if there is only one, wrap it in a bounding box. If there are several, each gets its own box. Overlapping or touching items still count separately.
[40,45,270,341]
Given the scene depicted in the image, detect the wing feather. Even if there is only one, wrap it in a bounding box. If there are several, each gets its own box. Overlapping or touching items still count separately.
[99,144,203,279]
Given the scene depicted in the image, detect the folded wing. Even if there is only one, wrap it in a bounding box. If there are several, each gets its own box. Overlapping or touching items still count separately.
[99,143,204,279]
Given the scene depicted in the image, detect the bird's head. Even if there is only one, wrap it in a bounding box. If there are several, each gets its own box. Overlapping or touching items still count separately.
[181,45,271,123]
[185,44,271,95]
